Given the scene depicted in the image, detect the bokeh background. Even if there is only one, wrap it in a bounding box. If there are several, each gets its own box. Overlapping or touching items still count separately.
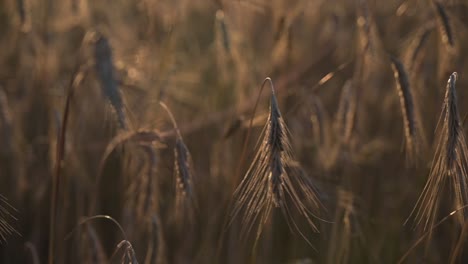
[0,0,468,263]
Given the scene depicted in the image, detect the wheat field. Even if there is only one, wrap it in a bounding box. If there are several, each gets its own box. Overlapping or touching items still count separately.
[0,0,468,263]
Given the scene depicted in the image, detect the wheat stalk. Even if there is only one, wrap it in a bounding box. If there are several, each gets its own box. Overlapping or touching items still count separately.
[334,80,357,148]
[327,189,355,264]
[125,145,158,223]
[25,242,40,264]
[310,95,326,147]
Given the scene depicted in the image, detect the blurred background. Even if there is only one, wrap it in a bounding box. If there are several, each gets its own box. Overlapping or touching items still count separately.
[0,0,468,263]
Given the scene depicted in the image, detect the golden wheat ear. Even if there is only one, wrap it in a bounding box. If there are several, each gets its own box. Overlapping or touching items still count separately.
[93,34,129,130]
[159,102,197,221]
[406,72,468,238]
[432,1,455,48]
[230,77,325,248]
[390,55,425,167]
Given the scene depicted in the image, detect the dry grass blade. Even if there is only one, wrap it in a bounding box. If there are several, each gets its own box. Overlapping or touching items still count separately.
[390,56,423,166]
[230,77,324,247]
[94,34,128,130]
[24,242,40,264]
[66,215,137,263]
[65,215,128,241]
[141,146,158,219]
[406,72,468,235]
[62,215,134,261]
[84,224,107,263]
[91,129,164,215]
[110,241,137,264]
[327,189,355,264]
[99,130,162,174]
[399,204,468,264]
[309,95,327,147]
[334,80,356,148]
[449,220,468,264]
[0,195,19,243]
[113,240,138,264]
[0,89,13,154]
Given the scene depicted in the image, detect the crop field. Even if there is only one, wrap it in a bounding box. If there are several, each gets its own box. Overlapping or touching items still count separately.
[0,0,468,263]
